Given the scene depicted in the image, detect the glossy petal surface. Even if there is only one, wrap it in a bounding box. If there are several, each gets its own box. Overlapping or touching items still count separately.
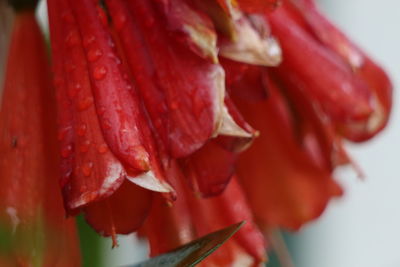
[107,0,225,158]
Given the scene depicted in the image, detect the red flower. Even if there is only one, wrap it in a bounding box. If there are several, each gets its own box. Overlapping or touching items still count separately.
[268,0,392,141]
[46,0,263,243]
[5,0,388,265]
[229,0,392,230]
[0,9,80,266]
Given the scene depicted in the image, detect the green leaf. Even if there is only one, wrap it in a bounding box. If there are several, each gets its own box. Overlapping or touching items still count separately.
[77,215,104,267]
[129,221,245,267]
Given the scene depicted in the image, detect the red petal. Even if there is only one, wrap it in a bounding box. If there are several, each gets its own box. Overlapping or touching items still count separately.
[142,161,266,264]
[48,0,126,212]
[154,0,218,62]
[269,70,350,172]
[187,177,267,262]
[141,161,195,256]
[291,0,392,141]
[84,180,152,241]
[179,92,256,197]
[232,76,342,230]
[180,138,237,197]
[268,7,374,124]
[106,0,224,158]
[0,11,49,227]
[0,12,81,265]
[69,0,151,172]
[47,0,75,188]
[213,177,267,262]
[236,0,282,13]
[221,57,268,101]
[217,95,257,152]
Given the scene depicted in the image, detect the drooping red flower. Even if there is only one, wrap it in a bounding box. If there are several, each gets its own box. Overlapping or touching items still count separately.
[268,0,392,141]
[46,0,267,243]
[228,0,392,231]
[0,9,80,266]
[37,0,393,265]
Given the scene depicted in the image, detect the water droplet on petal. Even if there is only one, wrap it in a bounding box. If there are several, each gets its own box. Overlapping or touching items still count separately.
[97,106,106,116]
[61,144,73,158]
[114,12,127,31]
[170,101,178,110]
[82,161,94,176]
[58,127,71,141]
[77,97,93,111]
[79,140,91,153]
[83,35,96,48]
[66,30,80,47]
[87,48,103,62]
[103,120,112,130]
[97,144,108,154]
[77,123,87,136]
[68,83,81,98]
[93,66,107,80]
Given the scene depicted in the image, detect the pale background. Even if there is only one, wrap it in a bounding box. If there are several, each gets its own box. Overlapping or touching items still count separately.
[291,1,400,267]
[34,0,400,266]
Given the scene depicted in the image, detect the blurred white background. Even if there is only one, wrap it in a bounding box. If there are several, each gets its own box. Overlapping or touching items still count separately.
[291,1,400,267]
[33,0,400,266]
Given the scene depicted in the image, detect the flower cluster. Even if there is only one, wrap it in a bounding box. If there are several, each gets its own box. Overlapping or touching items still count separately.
[0,0,392,266]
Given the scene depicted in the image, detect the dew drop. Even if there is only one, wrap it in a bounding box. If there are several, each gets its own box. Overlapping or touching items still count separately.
[107,38,115,48]
[114,57,121,65]
[170,101,178,110]
[77,123,87,136]
[61,144,73,158]
[77,97,93,111]
[87,48,103,62]
[79,140,91,153]
[83,35,96,48]
[97,144,108,154]
[103,120,112,130]
[58,127,71,141]
[62,169,73,182]
[68,83,81,98]
[93,66,107,80]
[97,106,106,116]
[82,161,94,176]
[65,30,80,47]
[114,12,127,31]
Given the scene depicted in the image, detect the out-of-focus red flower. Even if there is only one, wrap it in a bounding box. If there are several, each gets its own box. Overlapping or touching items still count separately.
[0,10,80,266]
[227,0,392,231]
[231,68,343,230]
[268,0,392,141]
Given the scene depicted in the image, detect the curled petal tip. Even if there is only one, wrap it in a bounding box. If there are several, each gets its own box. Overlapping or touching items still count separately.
[127,171,175,193]
[220,15,282,66]
[216,105,254,138]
